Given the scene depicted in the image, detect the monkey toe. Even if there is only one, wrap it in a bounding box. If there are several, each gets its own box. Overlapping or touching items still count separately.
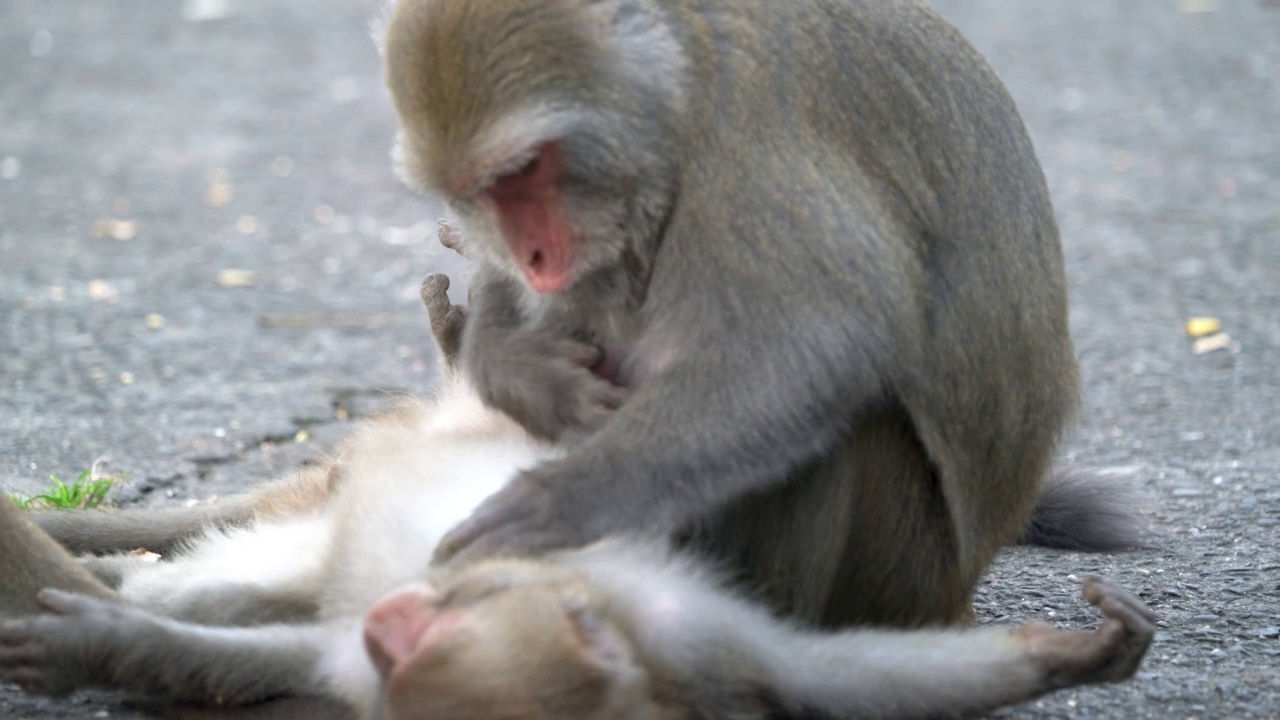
[10,665,63,697]
[420,274,453,317]
[437,220,466,256]
[0,618,36,649]
[35,588,113,620]
[0,628,49,693]
[421,273,451,298]
[1083,576,1157,633]
[35,588,80,614]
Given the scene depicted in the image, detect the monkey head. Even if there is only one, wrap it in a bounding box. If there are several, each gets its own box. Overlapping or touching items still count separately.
[383,0,687,295]
[363,559,661,720]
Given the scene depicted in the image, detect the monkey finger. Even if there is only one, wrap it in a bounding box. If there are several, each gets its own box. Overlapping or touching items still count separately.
[0,619,32,645]
[436,490,557,563]
[0,638,46,687]
[434,508,522,564]
[0,642,39,666]
[571,402,621,437]
[34,588,88,616]
[1080,575,1111,605]
[550,339,604,368]
[7,667,53,695]
[595,382,630,410]
[1082,576,1157,626]
[447,527,562,566]
[1097,597,1156,648]
[1092,619,1145,681]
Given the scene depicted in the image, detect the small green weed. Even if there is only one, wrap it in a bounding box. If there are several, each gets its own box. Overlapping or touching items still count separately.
[9,468,122,511]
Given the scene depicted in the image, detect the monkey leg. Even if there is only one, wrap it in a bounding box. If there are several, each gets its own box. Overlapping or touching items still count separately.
[0,497,114,616]
[702,410,973,629]
[820,411,975,627]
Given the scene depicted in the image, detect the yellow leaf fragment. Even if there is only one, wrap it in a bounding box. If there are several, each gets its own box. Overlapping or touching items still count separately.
[217,269,256,287]
[1179,0,1220,12]
[92,218,137,241]
[88,279,119,303]
[1184,317,1221,338]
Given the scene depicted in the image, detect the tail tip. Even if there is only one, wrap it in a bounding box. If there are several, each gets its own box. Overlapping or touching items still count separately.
[1021,467,1152,552]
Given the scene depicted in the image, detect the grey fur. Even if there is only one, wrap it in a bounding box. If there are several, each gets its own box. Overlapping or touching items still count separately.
[1022,469,1150,552]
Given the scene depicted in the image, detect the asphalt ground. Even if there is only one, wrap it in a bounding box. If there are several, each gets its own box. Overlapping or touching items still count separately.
[1,1,1277,718]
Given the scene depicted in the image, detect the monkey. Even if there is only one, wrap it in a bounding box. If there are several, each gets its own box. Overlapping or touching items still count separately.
[379,0,1138,629]
[2,537,1156,720]
[0,275,1156,719]
[364,555,1155,720]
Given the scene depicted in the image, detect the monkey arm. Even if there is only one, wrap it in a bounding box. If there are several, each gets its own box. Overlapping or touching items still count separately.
[566,544,1154,719]
[458,268,628,444]
[0,589,357,707]
[438,276,883,559]
[754,576,1156,719]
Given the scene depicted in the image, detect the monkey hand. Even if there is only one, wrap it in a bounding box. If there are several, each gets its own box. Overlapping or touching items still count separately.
[472,330,629,443]
[434,462,617,564]
[1020,576,1156,690]
[0,589,142,697]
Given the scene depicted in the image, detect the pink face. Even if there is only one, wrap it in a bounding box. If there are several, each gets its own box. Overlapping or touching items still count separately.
[474,142,579,294]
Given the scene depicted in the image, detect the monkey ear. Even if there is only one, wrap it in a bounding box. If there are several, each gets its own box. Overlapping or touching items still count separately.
[563,599,633,671]
[583,0,621,39]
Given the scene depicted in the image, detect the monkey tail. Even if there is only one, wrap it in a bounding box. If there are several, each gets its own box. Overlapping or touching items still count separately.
[1019,468,1150,551]
[31,497,257,556]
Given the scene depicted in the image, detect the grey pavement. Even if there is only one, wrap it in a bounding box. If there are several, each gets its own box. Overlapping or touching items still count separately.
[1,1,1277,718]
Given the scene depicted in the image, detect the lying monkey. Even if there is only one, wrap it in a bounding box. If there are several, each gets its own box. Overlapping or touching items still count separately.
[0,277,1155,719]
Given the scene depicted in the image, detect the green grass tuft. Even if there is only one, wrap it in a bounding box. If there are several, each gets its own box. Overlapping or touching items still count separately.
[9,469,123,511]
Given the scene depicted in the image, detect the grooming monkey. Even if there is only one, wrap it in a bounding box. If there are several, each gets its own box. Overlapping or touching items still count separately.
[382,0,1140,628]
[0,273,1155,719]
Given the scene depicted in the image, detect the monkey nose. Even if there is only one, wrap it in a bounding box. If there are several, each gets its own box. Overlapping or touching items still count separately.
[363,582,450,677]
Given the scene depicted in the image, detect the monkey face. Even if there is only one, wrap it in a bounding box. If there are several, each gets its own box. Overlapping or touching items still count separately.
[365,561,660,720]
[384,0,672,297]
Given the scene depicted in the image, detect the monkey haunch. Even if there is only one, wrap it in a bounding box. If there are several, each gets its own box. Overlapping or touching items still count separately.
[385,0,1136,627]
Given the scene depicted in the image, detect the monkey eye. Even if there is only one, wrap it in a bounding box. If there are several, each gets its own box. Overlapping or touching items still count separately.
[438,573,520,607]
[510,154,540,178]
